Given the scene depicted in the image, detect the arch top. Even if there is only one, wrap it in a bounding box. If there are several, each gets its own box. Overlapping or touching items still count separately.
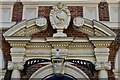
[3,15,116,38]
[30,64,90,80]
[73,17,116,37]
[3,17,48,37]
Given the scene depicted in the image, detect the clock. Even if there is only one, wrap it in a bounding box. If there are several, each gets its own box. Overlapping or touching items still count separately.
[73,17,84,27]
[36,17,47,27]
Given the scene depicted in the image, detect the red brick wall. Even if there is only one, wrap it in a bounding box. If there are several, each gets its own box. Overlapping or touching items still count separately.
[33,6,84,37]
[38,6,52,19]
[23,64,47,79]
[2,36,11,69]
[12,2,23,22]
[68,6,83,18]
[73,64,98,80]
[38,6,83,19]
[98,2,109,21]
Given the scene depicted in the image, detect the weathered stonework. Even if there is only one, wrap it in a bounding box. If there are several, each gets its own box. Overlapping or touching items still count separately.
[1,1,119,80]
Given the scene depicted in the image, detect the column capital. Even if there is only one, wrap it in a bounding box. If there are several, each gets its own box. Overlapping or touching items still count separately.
[10,47,25,62]
[91,41,112,48]
[89,36,115,48]
[7,61,24,70]
[8,41,28,47]
[95,61,111,70]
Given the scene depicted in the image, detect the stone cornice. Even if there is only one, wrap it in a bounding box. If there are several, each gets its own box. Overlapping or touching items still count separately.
[4,37,31,41]
[3,17,47,37]
[1,0,119,4]
[46,37,73,42]
[73,17,116,37]
[89,36,115,41]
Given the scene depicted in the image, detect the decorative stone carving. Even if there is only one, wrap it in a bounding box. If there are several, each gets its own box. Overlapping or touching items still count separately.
[52,48,68,54]
[7,61,24,70]
[50,3,71,37]
[95,62,111,70]
[36,17,47,28]
[73,17,84,27]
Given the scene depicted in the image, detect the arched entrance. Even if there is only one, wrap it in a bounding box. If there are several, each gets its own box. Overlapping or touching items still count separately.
[29,64,90,80]
[44,74,75,80]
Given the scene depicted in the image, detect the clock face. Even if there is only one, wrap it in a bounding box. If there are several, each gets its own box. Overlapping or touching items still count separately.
[52,11,68,26]
[36,17,47,27]
[73,17,84,27]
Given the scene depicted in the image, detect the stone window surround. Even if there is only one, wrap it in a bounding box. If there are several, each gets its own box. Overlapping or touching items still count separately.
[1,4,14,22]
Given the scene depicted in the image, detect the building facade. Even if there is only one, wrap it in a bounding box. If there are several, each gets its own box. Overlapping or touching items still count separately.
[0,0,120,80]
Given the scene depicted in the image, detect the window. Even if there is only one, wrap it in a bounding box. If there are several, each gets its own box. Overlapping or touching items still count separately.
[84,7,97,20]
[110,7,118,22]
[24,8,36,20]
[2,8,11,22]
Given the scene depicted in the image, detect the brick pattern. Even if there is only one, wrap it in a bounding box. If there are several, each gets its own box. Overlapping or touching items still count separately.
[98,2,109,21]
[32,22,88,38]
[1,34,11,66]
[1,33,11,80]
[34,6,84,38]
[64,21,88,37]
[68,6,83,19]
[22,64,47,79]
[32,21,56,37]
[72,64,98,80]
[12,2,23,22]
[108,29,120,79]
[38,6,83,19]
[38,6,52,19]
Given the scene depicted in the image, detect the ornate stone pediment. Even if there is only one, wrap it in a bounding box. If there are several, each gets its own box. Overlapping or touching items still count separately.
[73,17,116,37]
[3,17,47,37]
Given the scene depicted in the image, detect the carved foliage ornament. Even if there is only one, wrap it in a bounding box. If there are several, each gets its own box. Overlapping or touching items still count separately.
[95,62,111,70]
[50,3,71,29]
[7,61,24,70]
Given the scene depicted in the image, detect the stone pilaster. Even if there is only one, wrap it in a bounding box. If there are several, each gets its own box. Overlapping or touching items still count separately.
[93,42,111,80]
[0,48,6,80]
[95,62,111,79]
[10,47,25,62]
[89,37,115,80]
[6,38,29,79]
[7,61,24,79]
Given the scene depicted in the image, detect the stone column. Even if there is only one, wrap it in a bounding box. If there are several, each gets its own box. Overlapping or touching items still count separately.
[95,62,111,79]
[94,45,111,80]
[7,61,24,79]
[8,47,25,79]
[4,37,30,79]
[94,47,111,79]
[0,48,6,80]
[89,37,115,80]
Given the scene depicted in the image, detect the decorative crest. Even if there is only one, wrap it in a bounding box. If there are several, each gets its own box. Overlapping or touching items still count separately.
[50,3,71,37]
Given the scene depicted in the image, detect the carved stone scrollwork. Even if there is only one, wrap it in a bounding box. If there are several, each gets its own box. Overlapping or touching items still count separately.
[36,17,47,29]
[95,62,111,70]
[7,61,24,70]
